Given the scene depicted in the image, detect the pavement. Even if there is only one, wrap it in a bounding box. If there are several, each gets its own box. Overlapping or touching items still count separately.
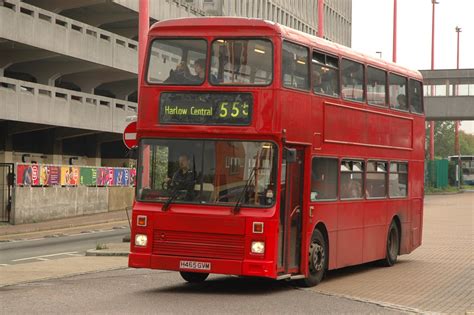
[0,210,130,241]
[0,256,128,287]
[312,192,474,314]
[85,242,130,256]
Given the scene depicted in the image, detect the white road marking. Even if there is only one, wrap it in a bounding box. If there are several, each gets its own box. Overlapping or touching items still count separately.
[4,228,126,243]
[12,251,79,262]
[0,264,9,266]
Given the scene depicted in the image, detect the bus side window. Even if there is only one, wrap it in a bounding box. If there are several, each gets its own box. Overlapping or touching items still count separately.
[366,161,388,198]
[312,51,339,97]
[311,157,338,201]
[340,160,364,199]
[389,162,408,197]
[409,79,423,114]
[389,73,408,111]
[282,41,310,90]
[367,66,387,106]
[341,59,365,102]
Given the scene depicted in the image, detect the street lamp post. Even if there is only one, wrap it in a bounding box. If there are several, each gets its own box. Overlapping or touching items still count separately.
[317,0,324,38]
[393,0,397,63]
[455,26,462,187]
[138,0,149,98]
[429,0,438,161]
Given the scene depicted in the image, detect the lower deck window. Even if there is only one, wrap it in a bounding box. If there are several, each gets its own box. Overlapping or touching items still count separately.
[311,157,338,201]
[340,160,364,199]
[366,161,387,198]
[389,162,408,197]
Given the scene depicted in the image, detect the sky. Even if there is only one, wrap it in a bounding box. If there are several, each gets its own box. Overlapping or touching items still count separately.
[352,0,474,134]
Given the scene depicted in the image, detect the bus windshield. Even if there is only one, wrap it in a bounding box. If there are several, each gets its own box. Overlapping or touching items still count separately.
[147,39,207,85]
[137,139,277,207]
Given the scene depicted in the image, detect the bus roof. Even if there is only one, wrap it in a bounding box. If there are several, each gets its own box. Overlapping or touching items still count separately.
[150,17,422,80]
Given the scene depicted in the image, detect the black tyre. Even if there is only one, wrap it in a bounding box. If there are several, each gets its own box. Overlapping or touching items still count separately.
[380,221,400,267]
[179,271,209,283]
[297,229,327,287]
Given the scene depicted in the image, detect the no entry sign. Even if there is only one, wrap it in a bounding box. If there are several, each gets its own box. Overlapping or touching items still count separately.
[123,121,137,149]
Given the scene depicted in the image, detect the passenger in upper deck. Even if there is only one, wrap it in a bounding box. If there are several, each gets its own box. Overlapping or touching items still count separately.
[193,59,206,81]
[164,61,192,84]
[396,94,407,110]
[191,58,218,84]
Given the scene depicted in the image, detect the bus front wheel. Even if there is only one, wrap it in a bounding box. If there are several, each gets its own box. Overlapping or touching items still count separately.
[380,221,400,267]
[179,271,209,283]
[298,229,327,287]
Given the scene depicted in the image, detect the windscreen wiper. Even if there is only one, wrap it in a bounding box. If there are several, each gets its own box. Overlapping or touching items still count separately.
[162,188,180,211]
[232,167,256,214]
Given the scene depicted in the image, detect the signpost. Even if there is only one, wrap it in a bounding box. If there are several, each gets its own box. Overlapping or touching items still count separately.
[123,121,138,149]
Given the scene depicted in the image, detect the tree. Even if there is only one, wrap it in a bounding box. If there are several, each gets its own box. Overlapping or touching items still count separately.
[425,122,474,159]
[426,121,455,159]
[460,130,474,155]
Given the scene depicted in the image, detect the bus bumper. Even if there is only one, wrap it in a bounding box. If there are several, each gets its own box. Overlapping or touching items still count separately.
[129,253,276,278]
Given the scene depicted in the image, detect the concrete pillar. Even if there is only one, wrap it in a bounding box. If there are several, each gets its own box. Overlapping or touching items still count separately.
[0,142,13,164]
[91,141,102,166]
[47,73,63,87]
[0,62,13,76]
[52,138,63,165]
[0,124,13,163]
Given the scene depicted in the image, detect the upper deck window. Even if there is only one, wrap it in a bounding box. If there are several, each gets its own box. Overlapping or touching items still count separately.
[312,51,339,97]
[341,59,365,102]
[367,66,387,106]
[389,73,408,111]
[282,41,310,90]
[210,39,273,85]
[409,79,423,114]
[147,39,207,85]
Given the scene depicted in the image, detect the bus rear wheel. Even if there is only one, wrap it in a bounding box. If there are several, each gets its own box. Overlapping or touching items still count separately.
[298,229,327,287]
[179,271,209,283]
[380,221,400,267]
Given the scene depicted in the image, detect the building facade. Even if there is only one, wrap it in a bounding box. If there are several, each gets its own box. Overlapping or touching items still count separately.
[0,0,352,167]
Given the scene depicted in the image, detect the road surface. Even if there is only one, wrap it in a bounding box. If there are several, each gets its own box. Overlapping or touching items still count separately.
[0,228,129,265]
[0,268,405,314]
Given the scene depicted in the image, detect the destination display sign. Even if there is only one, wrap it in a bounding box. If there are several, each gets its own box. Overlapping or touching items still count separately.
[159,92,253,125]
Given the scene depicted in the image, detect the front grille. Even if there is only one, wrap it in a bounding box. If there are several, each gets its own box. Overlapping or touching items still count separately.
[152,230,245,260]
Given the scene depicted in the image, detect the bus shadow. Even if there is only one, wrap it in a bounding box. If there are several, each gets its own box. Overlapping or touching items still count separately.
[144,276,295,296]
[142,261,414,296]
[323,260,411,282]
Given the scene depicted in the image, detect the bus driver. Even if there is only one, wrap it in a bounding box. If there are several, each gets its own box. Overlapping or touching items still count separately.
[166,154,196,200]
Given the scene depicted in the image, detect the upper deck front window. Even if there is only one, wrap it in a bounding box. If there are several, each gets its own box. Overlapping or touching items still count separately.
[147,39,207,85]
[210,39,273,85]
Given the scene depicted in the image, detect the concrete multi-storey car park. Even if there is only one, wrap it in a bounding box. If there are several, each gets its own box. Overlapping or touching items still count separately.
[0,0,351,223]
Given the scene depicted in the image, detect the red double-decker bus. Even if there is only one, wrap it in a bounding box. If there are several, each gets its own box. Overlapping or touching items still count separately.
[129,17,424,286]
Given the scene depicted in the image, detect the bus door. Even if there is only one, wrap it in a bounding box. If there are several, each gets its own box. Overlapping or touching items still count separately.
[278,147,304,274]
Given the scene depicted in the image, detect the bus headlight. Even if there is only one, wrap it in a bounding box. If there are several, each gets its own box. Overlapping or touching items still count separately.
[251,241,265,254]
[135,234,148,247]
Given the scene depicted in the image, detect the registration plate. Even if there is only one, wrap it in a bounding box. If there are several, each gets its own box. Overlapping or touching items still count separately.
[179,260,211,271]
